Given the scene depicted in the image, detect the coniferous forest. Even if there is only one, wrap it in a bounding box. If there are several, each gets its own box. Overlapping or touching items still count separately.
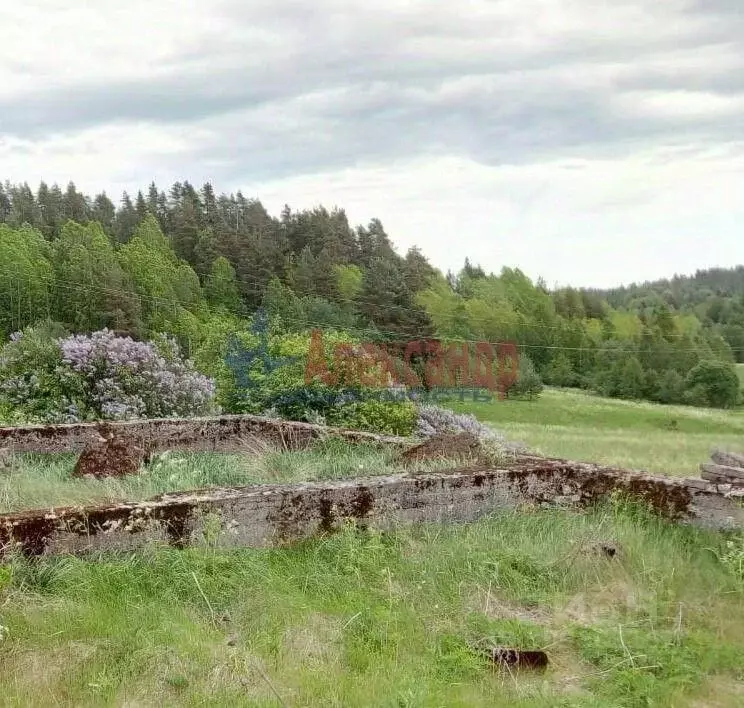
[0,179,741,416]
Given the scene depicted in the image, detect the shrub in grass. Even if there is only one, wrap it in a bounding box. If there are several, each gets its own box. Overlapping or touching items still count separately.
[329,399,417,436]
[0,325,216,423]
[415,405,526,453]
[507,355,544,400]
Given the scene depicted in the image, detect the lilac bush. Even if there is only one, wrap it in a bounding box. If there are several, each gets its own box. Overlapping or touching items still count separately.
[415,404,526,453]
[0,326,216,423]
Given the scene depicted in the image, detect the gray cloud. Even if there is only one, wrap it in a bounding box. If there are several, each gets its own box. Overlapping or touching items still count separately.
[2,0,744,184]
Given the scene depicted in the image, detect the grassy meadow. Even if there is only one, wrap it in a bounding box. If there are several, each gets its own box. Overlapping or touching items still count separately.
[1,388,744,705]
[451,387,744,476]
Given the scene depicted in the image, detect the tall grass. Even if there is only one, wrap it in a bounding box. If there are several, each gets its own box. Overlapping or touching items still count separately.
[1,502,742,706]
[0,440,464,515]
[0,441,391,514]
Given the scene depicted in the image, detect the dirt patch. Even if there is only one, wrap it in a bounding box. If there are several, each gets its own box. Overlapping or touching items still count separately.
[555,581,654,627]
[467,586,550,625]
[283,613,342,664]
[72,426,147,479]
[399,433,483,464]
[690,676,744,707]
[0,642,99,699]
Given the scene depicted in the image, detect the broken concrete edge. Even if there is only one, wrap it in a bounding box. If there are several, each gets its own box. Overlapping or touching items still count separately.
[0,414,411,454]
[711,449,744,470]
[1,458,743,559]
[701,463,744,484]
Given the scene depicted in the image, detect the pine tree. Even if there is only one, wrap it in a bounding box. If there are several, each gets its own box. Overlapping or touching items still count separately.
[91,193,116,233]
[403,247,436,293]
[135,190,148,219]
[0,184,10,222]
[171,196,201,265]
[114,192,139,243]
[360,257,434,340]
[147,182,159,214]
[193,227,219,277]
[7,183,38,227]
[201,183,218,227]
[62,182,88,223]
[292,246,317,297]
[509,355,544,400]
[206,257,242,313]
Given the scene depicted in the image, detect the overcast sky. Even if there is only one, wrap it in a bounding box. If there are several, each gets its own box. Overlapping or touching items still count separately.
[1,1,742,288]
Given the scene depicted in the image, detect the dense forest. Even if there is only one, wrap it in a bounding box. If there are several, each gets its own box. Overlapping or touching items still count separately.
[594,268,744,361]
[0,179,741,411]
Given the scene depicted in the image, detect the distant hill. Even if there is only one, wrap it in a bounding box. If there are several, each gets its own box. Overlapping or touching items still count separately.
[588,266,744,362]
[594,266,744,308]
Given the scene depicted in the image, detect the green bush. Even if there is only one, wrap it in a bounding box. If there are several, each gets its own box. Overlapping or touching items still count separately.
[615,356,645,400]
[0,321,73,423]
[684,359,740,409]
[641,369,661,401]
[508,355,544,400]
[222,325,361,414]
[329,399,417,436]
[542,352,576,387]
[222,322,416,434]
[657,369,685,404]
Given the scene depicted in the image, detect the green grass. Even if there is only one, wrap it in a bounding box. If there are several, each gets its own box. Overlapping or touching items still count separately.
[1,502,743,706]
[0,440,459,515]
[451,388,744,475]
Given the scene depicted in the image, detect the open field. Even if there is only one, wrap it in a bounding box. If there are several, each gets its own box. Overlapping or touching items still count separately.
[451,388,744,476]
[1,502,743,707]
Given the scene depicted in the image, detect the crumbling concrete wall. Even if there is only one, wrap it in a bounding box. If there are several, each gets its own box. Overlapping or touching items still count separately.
[0,415,408,454]
[1,457,742,558]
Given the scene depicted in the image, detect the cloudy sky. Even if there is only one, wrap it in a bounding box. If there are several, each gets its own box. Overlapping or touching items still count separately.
[2,0,742,288]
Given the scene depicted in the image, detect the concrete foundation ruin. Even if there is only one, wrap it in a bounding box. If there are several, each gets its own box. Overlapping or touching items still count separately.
[0,414,408,454]
[1,456,742,558]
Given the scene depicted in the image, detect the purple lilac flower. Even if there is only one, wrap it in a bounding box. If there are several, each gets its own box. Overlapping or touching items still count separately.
[56,329,216,421]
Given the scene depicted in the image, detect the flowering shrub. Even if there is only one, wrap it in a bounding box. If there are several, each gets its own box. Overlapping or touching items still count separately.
[415,405,526,453]
[0,326,216,423]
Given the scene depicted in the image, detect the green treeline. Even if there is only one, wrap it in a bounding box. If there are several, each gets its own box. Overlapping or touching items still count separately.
[0,180,740,408]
